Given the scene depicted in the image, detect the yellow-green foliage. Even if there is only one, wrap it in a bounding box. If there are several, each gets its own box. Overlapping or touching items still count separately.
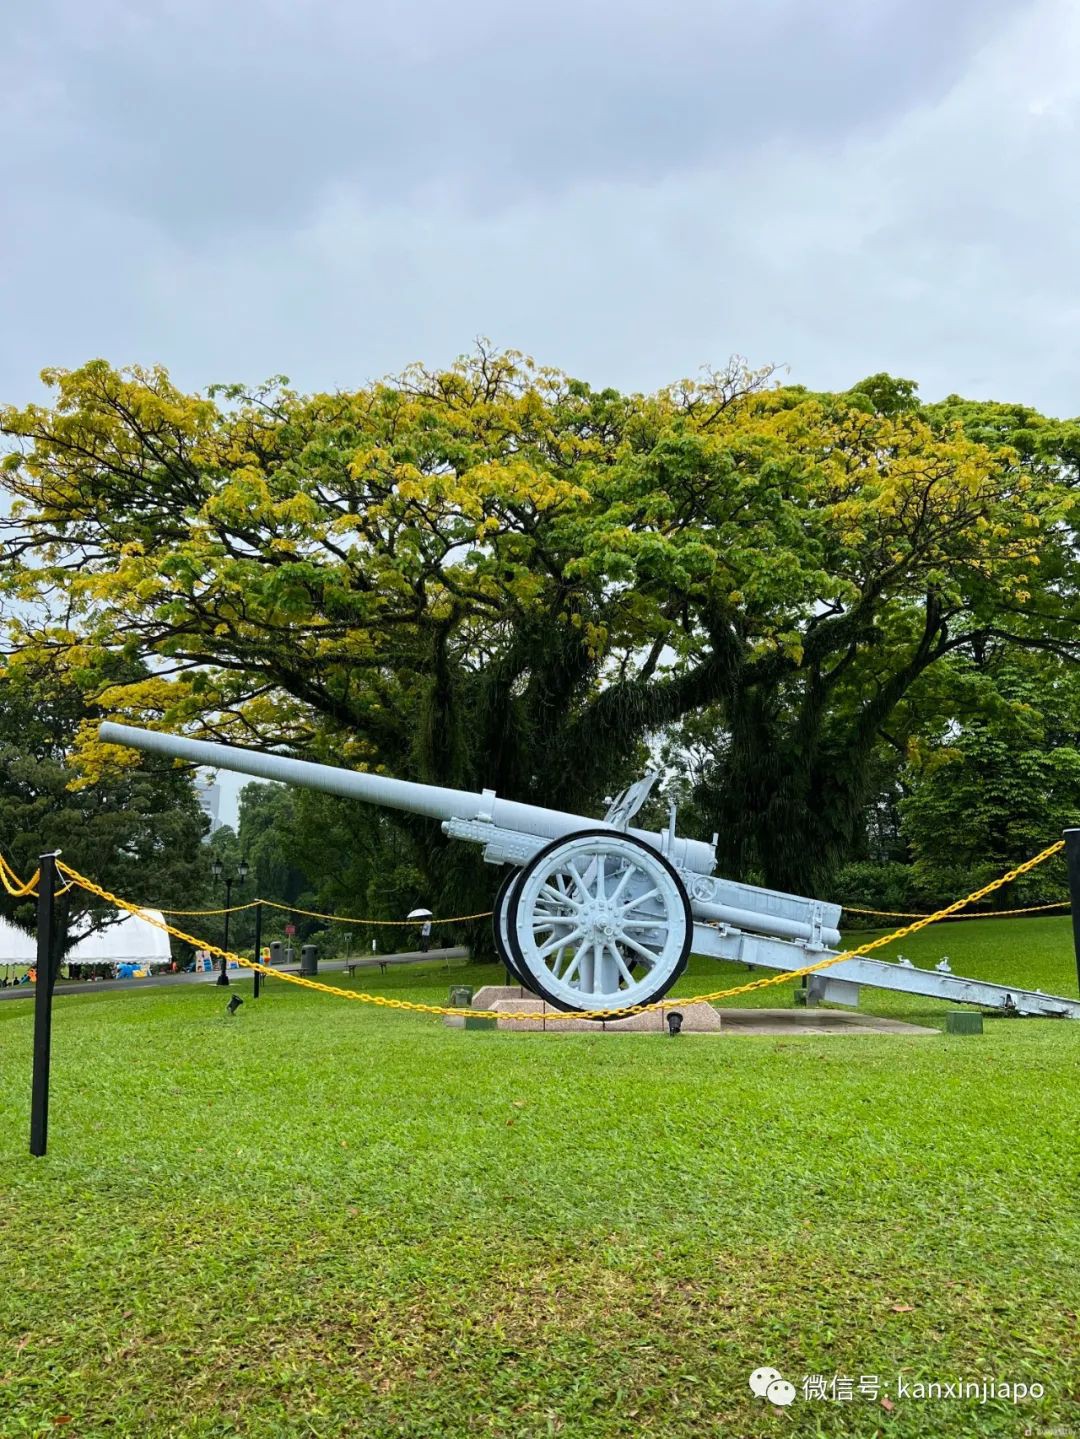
[1,350,1076,891]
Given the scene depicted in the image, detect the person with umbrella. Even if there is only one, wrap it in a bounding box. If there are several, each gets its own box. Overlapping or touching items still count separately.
[408,908,433,953]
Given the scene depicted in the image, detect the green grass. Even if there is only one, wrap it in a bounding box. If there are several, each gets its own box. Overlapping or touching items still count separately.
[1,917,1078,1438]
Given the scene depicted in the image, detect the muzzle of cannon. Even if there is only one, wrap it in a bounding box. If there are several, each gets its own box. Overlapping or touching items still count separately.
[99,722,844,1016]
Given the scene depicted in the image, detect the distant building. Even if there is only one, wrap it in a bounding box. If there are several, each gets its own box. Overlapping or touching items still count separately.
[196,773,222,836]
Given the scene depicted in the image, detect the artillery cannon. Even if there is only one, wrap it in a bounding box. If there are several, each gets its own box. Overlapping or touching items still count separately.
[99,723,1080,1020]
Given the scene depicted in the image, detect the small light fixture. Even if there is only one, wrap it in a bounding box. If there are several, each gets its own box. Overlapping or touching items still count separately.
[666,1011,683,1037]
[226,994,243,1015]
[210,856,223,880]
[238,859,249,882]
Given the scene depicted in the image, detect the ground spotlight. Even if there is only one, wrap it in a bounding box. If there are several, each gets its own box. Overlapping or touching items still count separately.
[226,994,244,1016]
[666,1011,683,1037]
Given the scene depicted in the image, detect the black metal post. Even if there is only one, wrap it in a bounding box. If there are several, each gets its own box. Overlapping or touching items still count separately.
[1064,829,1080,997]
[29,852,59,1157]
[252,900,263,999]
[217,876,233,986]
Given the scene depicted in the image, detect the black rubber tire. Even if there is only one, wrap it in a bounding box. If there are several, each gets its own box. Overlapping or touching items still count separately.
[505,828,692,1019]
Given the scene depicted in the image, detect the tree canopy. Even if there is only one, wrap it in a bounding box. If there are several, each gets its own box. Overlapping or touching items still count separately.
[0,654,209,955]
[899,651,1080,898]
[3,348,1077,903]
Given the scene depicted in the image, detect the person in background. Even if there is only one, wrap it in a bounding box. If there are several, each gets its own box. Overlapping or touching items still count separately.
[420,918,433,953]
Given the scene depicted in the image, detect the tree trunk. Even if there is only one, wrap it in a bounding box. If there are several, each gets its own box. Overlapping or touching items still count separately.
[703,694,879,897]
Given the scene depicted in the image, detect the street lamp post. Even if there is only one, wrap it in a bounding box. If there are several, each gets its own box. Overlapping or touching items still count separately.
[210,857,248,986]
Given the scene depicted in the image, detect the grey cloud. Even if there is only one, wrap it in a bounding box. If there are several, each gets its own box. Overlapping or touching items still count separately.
[4,0,1025,232]
[1,0,1077,425]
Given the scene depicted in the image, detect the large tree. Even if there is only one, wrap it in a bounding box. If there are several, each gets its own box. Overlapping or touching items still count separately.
[0,653,209,956]
[898,650,1080,900]
[2,351,1077,899]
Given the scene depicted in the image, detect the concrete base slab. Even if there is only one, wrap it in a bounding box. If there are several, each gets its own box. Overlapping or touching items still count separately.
[603,1001,723,1032]
[489,997,723,1032]
[461,987,721,1032]
[471,984,536,1010]
[446,991,937,1037]
[491,1000,596,1033]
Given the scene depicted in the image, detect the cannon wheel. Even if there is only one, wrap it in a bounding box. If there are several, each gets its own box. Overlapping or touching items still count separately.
[491,867,533,990]
[506,828,692,1018]
[493,865,639,993]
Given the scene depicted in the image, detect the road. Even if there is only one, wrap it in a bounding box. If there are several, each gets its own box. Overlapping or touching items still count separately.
[0,947,469,1001]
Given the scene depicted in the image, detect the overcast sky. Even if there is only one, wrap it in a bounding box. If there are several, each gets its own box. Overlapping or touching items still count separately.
[2,0,1079,419]
[3,0,1078,827]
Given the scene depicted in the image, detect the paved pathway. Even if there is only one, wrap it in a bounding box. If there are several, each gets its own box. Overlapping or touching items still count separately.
[0,948,469,1001]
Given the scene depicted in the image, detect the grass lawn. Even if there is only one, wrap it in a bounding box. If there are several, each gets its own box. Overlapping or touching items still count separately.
[1,916,1078,1437]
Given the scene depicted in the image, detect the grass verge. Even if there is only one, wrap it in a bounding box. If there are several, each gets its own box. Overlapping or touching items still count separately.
[1,917,1077,1437]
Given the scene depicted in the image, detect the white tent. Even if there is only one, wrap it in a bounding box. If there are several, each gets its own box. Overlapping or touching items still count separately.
[0,909,172,967]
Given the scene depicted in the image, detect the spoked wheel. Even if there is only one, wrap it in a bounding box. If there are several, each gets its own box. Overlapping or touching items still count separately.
[491,867,534,990]
[506,828,692,1018]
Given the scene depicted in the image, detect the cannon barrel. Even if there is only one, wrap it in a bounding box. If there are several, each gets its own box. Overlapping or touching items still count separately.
[99,723,718,873]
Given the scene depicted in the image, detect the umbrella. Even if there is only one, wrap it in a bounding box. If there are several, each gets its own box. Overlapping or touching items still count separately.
[407,908,433,920]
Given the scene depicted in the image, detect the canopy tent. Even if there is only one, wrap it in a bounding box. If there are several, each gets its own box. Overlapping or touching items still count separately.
[0,909,172,967]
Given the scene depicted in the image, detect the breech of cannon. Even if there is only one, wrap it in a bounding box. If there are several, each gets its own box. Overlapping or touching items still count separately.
[690,896,840,949]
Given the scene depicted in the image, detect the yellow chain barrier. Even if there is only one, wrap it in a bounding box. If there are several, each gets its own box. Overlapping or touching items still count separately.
[162,896,1068,924]
[156,900,264,916]
[155,898,493,924]
[46,877,1067,925]
[2,851,488,925]
[53,839,1065,1022]
[1,854,40,899]
[842,900,1069,920]
[258,899,493,925]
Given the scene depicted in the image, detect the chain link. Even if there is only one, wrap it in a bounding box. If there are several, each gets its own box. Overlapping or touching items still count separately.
[842,899,1068,919]
[2,850,487,925]
[157,900,263,916]
[154,899,493,924]
[0,854,40,898]
[53,839,1065,1022]
[253,899,493,925]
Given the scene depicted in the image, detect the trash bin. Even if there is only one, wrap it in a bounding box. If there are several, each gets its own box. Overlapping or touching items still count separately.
[269,940,283,966]
[300,944,318,977]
